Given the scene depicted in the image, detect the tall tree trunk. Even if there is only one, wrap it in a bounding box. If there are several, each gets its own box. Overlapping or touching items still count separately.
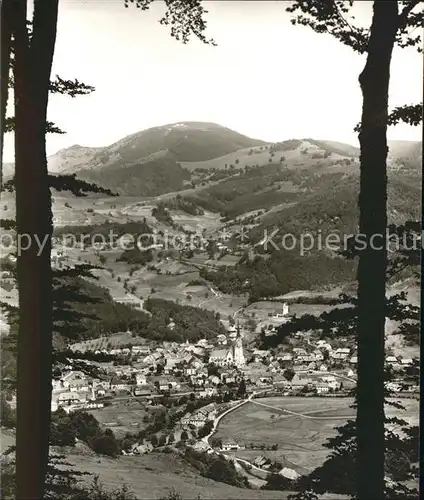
[13,0,58,498]
[0,0,13,191]
[356,2,399,499]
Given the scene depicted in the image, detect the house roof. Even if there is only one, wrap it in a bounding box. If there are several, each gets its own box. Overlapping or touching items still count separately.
[386,356,398,362]
[222,438,238,445]
[253,350,269,356]
[70,379,90,387]
[210,349,231,358]
[57,391,82,401]
[110,377,128,385]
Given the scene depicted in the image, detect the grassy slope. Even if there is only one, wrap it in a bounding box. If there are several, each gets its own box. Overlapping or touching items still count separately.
[62,449,344,499]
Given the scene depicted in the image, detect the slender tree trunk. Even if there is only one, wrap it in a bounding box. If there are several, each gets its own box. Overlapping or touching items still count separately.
[356,2,398,499]
[13,0,58,498]
[0,0,13,191]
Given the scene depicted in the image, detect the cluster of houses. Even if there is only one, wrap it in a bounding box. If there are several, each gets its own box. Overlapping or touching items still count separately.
[54,321,417,413]
[52,325,249,412]
[180,403,217,429]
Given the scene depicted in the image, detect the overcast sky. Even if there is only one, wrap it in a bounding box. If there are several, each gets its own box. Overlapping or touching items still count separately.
[3,0,422,162]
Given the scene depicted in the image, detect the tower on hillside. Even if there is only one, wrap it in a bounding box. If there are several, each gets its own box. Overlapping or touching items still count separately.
[233,323,246,367]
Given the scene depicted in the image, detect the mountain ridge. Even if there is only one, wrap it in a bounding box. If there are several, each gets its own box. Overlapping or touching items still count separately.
[3,121,420,179]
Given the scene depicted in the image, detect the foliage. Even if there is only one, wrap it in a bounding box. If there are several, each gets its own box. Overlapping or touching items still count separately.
[236,378,247,398]
[188,163,300,219]
[161,195,205,216]
[117,248,154,266]
[78,157,191,197]
[286,0,423,54]
[182,448,249,488]
[143,297,227,342]
[262,473,296,491]
[124,0,216,46]
[197,420,213,439]
[200,250,355,301]
[0,397,15,428]
[152,202,174,225]
[50,409,121,458]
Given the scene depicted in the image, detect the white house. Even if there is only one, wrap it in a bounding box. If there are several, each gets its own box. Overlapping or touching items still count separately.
[400,358,413,366]
[328,379,341,391]
[221,438,243,451]
[110,378,131,392]
[331,348,350,360]
[56,391,84,406]
[278,353,293,362]
[385,356,398,365]
[316,383,330,394]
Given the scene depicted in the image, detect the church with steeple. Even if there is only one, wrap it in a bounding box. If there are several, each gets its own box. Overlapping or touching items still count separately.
[209,323,246,367]
[232,323,246,367]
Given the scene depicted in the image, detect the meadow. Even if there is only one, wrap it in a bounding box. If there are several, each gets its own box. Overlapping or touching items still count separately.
[215,396,419,473]
[62,449,345,499]
[89,401,149,438]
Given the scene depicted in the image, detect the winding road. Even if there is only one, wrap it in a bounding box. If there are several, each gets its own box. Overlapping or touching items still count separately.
[200,391,261,446]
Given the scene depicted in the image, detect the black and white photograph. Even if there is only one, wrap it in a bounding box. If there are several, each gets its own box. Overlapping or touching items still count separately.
[0,1,421,499]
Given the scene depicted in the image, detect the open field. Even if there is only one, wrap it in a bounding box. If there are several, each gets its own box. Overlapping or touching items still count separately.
[89,401,148,438]
[215,397,419,473]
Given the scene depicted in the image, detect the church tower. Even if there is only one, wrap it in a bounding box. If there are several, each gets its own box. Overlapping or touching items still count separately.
[233,323,246,367]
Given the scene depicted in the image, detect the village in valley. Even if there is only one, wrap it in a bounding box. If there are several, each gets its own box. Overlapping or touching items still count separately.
[13,296,413,476]
[1,175,420,492]
[0,0,422,498]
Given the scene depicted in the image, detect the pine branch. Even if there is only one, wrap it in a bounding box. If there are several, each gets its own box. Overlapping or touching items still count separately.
[49,174,118,197]
[2,174,118,196]
[53,264,101,279]
[48,75,95,97]
[5,116,65,134]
